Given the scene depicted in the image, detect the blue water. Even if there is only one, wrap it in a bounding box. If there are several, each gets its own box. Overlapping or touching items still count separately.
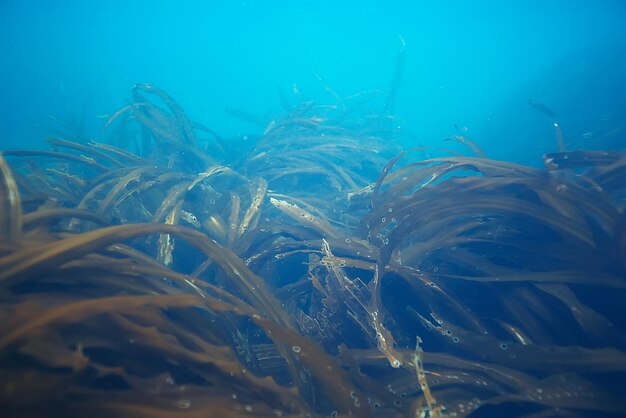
[2,0,625,160]
[2,2,626,417]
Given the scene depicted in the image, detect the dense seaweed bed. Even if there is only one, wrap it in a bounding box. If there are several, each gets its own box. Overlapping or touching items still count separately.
[1,81,625,418]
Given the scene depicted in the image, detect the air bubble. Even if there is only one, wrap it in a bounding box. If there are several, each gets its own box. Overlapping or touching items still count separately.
[500,343,508,350]
[292,345,302,354]
[176,399,191,409]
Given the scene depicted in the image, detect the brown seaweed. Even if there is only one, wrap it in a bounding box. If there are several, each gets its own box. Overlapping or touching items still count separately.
[1,83,626,418]
[0,153,22,242]
[529,99,567,152]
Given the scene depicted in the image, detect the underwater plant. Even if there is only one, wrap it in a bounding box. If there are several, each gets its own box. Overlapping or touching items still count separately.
[1,81,625,418]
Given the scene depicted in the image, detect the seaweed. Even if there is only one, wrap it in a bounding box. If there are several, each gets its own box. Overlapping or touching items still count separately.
[1,82,625,418]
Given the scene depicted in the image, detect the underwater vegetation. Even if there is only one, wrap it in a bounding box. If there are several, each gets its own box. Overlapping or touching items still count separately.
[1,77,626,418]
